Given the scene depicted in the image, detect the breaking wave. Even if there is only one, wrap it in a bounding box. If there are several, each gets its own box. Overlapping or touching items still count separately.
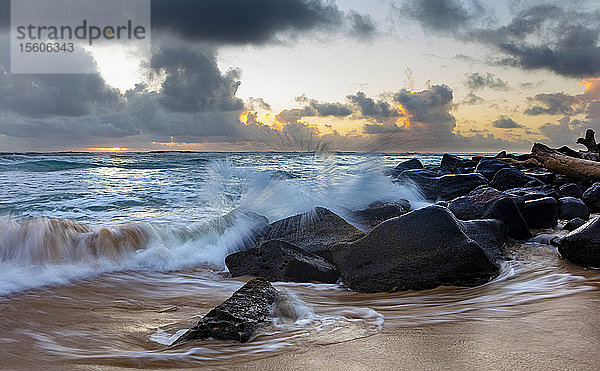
[0,156,427,296]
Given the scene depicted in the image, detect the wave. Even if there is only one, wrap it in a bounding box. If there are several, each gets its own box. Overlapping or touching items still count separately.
[0,160,99,172]
[0,210,267,296]
[0,159,184,172]
[0,155,429,295]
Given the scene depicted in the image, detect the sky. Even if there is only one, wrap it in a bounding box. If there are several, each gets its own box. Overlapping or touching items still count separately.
[0,0,599,152]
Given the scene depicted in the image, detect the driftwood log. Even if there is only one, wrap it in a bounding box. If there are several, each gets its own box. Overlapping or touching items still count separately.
[531,143,600,180]
[577,129,599,153]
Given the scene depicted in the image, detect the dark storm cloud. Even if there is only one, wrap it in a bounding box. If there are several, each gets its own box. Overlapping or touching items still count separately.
[152,47,243,113]
[275,97,352,124]
[360,85,457,139]
[538,116,584,147]
[272,95,352,124]
[464,72,509,91]
[362,123,403,134]
[524,92,586,116]
[401,0,487,34]
[346,92,397,121]
[401,0,600,77]
[151,0,375,44]
[492,115,523,129]
[347,11,376,39]
[0,71,123,118]
[393,84,455,131]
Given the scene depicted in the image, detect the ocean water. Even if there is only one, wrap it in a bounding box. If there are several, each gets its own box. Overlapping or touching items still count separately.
[0,152,598,368]
[0,151,441,294]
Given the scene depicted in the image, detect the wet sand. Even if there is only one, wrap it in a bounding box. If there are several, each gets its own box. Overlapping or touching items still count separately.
[1,247,599,370]
[246,292,600,370]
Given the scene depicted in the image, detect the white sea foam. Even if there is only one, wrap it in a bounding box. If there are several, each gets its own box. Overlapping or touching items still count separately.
[149,329,188,346]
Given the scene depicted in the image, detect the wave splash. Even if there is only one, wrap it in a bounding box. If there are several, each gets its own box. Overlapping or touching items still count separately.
[0,157,426,296]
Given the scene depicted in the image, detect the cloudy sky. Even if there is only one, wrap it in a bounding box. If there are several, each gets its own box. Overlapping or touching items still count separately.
[1,0,599,152]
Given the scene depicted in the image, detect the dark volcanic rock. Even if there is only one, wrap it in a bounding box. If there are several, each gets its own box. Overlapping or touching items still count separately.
[436,173,488,200]
[440,154,477,174]
[448,187,512,220]
[559,183,584,199]
[495,151,507,158]
[482,198,532,240]
[331,206,499,293]
[225,240,339,283]
[523,170,555,184]
[504,185,559,201]
[582,182,600,211]
[266,207,365,263]
[558,216,600,268]
[521,197,559,229]
[174,278,279,344]
[448,187,529,240]
[490,168,544,191]
[558,197,590,220]
[460,219,507,262]
[564,218,586,231]
[352,201,409,228]
[396,170,487,201]
[394,169,439,199]
[388,158,423,176]
[475,158,511,180]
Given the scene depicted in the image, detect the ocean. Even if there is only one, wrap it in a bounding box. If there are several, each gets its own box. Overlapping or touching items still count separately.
[0,152,598,368]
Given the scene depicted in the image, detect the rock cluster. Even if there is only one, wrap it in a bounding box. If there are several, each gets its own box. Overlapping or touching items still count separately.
[177,152,600,345]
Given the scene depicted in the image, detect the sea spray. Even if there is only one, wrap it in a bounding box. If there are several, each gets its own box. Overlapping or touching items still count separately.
[0,153,429,295]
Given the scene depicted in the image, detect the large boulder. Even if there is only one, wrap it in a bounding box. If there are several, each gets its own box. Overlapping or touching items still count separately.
[558,216,600,268]
[504,185,559,201]
[475,158,511,180]
[482,198,532,239]
[436,173,488,200]
[225,240,339,283]
[582,182,600,211]
[448,187,513,220]
[265,207,365,263]
[394,169,440,199]
[460,219,507,262]
[559,183,584,199]
[448,187,530,240]
[490,168,544,191]
[558,197,590,220]
[387,158,423,177]
[331,206,499,293]
[396,170,487,201]
[352,201,410,228]
[440,154,477,174]
[521,197,559,229]
[173,278,279,344]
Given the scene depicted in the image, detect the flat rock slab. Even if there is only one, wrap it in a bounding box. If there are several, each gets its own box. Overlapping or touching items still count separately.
[225,240,339,283]
[173,278,279,344]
